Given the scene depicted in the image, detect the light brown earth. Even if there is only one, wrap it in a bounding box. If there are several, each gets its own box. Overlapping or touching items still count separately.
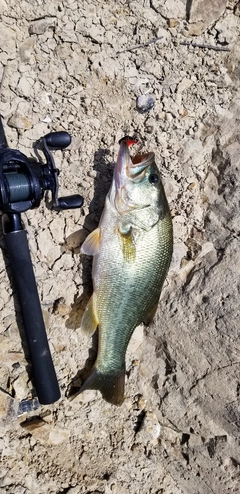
[0,1,240,493]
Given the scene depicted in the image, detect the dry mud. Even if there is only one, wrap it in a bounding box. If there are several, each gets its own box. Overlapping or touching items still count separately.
[0,1,240,493]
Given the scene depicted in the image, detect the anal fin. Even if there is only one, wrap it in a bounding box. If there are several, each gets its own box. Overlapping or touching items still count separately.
[81,293,99,336]
[143,301,159,326]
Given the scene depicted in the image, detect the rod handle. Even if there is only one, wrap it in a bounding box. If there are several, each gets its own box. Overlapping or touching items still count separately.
[4,227,60,405]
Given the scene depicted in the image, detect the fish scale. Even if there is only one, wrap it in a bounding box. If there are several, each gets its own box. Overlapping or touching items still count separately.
[96,219,172,367]
[79,137,173,405]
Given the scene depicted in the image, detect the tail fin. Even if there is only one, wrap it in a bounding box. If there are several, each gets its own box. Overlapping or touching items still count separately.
[80,366,125,406]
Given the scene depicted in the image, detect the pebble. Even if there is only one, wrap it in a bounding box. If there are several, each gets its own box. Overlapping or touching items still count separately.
[177,77,193,94]
[214,14,240,44]
[234,1,240,16]
[215,105,234,120]
[0,393,18,424]
[7,111,32,131]
[168,18,180,28]
[136,411,161,444]
[165,112,173,122]
[134,78,150,94]
[41,115,52,123]
[136,94,155,114]
[188,0,228,35]
[12,375,29,400]
[127,325,144,356]
[64,229,88,252]
[21,417,70,446]
[19,37,35,62]
[150,0,186,19]
[28,18,56,35]
[18,76,34,98]
[0,0,7,12]
[0,25,17,61]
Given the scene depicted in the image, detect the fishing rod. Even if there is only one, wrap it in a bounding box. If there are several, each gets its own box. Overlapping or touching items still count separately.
[0,115,84,404]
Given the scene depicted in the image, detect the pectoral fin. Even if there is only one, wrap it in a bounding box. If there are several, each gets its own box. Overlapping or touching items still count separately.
[118,227,136,262]
[81,227,101,256]
[81,293,99,336]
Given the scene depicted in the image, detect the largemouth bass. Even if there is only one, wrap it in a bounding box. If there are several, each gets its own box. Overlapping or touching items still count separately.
[80,136,173,405]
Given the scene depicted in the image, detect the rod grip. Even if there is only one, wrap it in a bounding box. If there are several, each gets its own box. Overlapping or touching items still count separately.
[4,229,60,404]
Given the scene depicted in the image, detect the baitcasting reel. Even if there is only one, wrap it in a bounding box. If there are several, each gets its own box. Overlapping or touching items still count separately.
[0,116,84,405]
[0,126,83,214]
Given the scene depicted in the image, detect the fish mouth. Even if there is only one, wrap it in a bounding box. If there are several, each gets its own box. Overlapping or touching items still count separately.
[130,152,155,180]
[110,136,154,212]
[115,136,154,187]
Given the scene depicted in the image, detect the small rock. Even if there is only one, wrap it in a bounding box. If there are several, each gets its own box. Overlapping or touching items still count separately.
[18,76,34,98]
[145,125,154,134]
[8,111,32,131]
[65,488,81,494]
[188,0,228,35]
[182,137,203,163]
[29,18,56,35]
[136,411,161,444]
[134,78,150,94]
[127,325,144,356]
[0,0,7,13]
[12,375,29,400]
[64,229,88,253]
[177,77,193,94]
[21,418,70,446]
[189,433,204,448]
[48,428,70,446]
[165,112,173,123]
[215,105,234,120]
[41,115,52,123]
[156,27,171,42]
[171,241,189,272]
[136,94,155,114]
[0,24,16,58]
[168,18,180,28]
[19,37,35,62]
[214,14,240,44]
[234,1,240,16]
[151,0,186,19]
[217,73,233,88]
[88,24,105,44]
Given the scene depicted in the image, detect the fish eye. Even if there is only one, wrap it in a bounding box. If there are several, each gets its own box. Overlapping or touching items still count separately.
[148,173,159,185]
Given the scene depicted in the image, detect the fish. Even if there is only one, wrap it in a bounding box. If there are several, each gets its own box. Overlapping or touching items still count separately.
[79,136,173,406]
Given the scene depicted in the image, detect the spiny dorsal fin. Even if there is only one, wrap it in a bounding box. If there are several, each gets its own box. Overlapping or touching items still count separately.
[81,227,101,256]
[81,293,99,336]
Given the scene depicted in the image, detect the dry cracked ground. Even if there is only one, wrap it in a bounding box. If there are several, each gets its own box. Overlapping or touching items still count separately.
[0,1,240,493]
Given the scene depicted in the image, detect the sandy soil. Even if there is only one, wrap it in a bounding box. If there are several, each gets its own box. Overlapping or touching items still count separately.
[0,1,240,493]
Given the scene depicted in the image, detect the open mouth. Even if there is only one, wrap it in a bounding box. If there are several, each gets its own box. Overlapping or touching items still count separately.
[116,136,154,185]
[128,152,154,180]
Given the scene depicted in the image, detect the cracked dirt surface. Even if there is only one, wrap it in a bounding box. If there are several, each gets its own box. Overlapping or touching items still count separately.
[0,1,240,493]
